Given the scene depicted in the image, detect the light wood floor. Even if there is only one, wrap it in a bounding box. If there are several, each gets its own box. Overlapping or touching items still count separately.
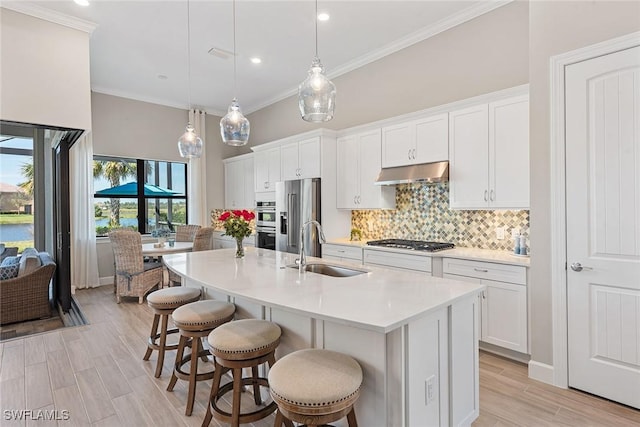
[0,285,638,427]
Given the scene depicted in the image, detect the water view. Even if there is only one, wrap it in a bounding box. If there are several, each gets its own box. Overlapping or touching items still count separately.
[0,223,33,241]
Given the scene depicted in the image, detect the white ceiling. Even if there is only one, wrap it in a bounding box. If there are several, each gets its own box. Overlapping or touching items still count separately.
[5,1,507,115]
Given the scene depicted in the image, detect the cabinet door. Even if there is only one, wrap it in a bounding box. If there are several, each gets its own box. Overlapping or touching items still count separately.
[359,130,392,208]
[415,113,449,164]
[280,143,299,180]
[224,160,244,209]
[243,157,255,209]
[480,279,527,353]
[254,150,270,192]
[266,147,281,190]
[381,122,415,168]
[336,135,359,209]
[298,137,321,178]
[449,104,489,209]
[489,95,529,209]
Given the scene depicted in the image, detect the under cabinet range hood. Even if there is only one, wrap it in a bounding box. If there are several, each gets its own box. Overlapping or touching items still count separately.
[374,161,449,185]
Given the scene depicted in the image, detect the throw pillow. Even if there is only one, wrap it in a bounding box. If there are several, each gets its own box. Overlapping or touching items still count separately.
[21,247,39,258]
[18,254,42,276]
[1,256,20,267]
[0,264,20,280]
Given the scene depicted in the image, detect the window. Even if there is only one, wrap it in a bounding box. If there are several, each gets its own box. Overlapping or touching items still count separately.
[93,156,187,236]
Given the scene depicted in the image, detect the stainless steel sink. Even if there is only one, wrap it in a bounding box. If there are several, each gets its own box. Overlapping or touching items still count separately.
[289,263,368,277]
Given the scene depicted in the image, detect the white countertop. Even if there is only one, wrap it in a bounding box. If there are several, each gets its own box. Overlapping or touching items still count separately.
[163,247,484,333]
[325,238,530,267]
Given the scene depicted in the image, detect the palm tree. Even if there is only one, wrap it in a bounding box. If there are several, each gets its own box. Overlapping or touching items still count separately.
[93,160,136,227]
[18,162,34,196]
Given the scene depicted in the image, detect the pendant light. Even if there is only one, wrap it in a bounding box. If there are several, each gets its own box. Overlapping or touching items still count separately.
[298,0,336,122]
[220,0,250,146]
[177,0,203,158]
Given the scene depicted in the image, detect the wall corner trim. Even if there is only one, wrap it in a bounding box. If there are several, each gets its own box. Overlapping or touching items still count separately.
[528,360,556,386]
[1,3,97,34]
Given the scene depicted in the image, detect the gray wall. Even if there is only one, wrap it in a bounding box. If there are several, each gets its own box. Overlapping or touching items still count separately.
[528,1,640,365]
[244,1,529,148]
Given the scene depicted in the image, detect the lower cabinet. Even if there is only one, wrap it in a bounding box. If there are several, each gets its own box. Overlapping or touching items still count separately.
[442,257,528,354]
[212,232,256,250]
[322,243,363,264]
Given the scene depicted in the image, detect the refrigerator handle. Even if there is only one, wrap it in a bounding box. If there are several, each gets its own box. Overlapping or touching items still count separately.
[287,193,297,248]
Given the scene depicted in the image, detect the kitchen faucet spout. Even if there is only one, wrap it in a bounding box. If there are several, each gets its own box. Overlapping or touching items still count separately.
[298,220,326,272]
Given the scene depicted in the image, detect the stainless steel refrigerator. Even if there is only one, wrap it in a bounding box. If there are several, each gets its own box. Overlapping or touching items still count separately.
[275,178,321,256]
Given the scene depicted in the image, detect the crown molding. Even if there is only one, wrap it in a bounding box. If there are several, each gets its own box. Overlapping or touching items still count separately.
[1,2,97,34]
[245,0,513,114]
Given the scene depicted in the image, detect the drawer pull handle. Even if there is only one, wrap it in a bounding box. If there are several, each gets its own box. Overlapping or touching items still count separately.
[337,250,345,253]
[474,268,488,273]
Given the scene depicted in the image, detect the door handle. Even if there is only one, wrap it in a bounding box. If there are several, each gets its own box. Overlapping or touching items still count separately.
[490,189,495,201]
[484,190,488,202]
[474,268,488,273]
[408,149,412,160]
[412,149,416,159]
[570,262,593,272]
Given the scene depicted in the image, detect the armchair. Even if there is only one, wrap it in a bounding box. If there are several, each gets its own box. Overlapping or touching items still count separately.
[174,224,201,242]
[168,227,214,286]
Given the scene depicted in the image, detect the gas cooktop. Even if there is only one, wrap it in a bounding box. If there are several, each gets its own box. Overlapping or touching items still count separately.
[366,239,455,252]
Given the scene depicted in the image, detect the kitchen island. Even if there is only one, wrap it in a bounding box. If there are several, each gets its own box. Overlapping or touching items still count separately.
[163,247,484,426]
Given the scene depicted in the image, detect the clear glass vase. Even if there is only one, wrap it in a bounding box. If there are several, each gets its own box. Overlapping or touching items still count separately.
[235,237,244,258]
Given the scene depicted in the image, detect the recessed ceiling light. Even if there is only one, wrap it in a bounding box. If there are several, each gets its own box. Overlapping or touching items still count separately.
[74,0,90,6]
[250,57,262,64]
[317,12,330,21]
[157,74,168,80]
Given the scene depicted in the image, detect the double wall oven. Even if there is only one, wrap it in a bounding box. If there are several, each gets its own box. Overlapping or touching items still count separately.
[255,200,276,250]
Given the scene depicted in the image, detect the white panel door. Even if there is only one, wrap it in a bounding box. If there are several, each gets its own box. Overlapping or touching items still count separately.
[415,113,449,164]
[489,95,529,208]
[254,150,270,192]
[381,122,414,167]
[358,129,385,208]
[336,135,359,209]
[480,279,527,353]
[266,147,281,189]
[243,157,254,209]
[449,104,489,209]
[298,137,321,178]
[280,142,299,181]
[566,45,640,409]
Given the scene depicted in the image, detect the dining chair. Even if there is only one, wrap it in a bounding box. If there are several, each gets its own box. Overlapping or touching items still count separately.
[168,227,215,286]
[175,224,202,242]
[109,229,163,303]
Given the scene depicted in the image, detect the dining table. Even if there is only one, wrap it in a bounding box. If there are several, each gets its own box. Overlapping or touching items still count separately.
[141,241,193,287]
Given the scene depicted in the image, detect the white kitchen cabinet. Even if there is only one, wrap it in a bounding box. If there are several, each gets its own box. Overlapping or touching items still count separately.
[223,154,254,210]
[281,136,321,180]
[443,257,528,354]
[213,231,255,250]
[449,94,529,209]
[381,113,448,168]
[254,146,280,192]
[337,130,395,209]
[322,243,363,264]
[364,248,432,274]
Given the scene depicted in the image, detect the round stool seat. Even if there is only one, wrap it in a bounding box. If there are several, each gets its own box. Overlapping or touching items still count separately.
[269,349,362,416]
[208,319,281,360]
[147,287,201,310]
[172,300,236,332]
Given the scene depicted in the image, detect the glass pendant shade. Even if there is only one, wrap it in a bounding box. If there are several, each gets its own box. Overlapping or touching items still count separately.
[298,57,336,123]
[220,98,250,146]
[178,123,203,158]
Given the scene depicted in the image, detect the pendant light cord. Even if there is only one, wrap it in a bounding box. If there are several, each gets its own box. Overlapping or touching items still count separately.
[314,0,318,58]
[233,0,237,100]
[187,0,192,111]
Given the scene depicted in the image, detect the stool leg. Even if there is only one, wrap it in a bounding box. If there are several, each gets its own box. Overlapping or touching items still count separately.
[199,337,209,363]
[202,360,223,427]
[346,407,358,427]
[274,410,284,427]
[143,314,160,361]
[251,366,262,405]
[167,334,188,392]
[231,367,243,427]
[155,314,169,378]
[185,336,200,416]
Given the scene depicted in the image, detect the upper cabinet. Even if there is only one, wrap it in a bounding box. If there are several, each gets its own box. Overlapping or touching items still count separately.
[337,129,395,209]
[381,113,448,168]
[223,154,254,209]
[281,136,321,180]
[254,146,280,192]
[449,94,529,209]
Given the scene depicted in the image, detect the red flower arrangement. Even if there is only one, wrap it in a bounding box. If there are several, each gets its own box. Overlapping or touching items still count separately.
[218,210,255,240]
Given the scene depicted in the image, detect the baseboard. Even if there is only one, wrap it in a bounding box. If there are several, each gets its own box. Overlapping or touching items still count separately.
[99,276,114,286]
[528,360,555,385]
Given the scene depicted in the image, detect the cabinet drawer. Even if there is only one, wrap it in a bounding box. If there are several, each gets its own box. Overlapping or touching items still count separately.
[322,244,363,261]
[442,258,525,285]
[364,249,432,273]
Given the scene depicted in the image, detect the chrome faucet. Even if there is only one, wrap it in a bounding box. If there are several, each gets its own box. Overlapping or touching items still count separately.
[297,220,326,272]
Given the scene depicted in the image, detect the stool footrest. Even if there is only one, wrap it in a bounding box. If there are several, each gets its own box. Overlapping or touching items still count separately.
[211,377,277,424]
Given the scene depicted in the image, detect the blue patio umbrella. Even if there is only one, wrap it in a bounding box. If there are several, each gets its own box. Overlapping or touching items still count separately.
[95,181,181,196]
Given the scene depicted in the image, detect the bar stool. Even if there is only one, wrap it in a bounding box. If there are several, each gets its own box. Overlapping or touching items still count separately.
[203,319,282,427]
[166,300,236,416]
[268,349,363,427]
[143,287,202,378]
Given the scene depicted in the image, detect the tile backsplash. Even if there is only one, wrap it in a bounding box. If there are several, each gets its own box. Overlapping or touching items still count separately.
[351,182,529,251]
